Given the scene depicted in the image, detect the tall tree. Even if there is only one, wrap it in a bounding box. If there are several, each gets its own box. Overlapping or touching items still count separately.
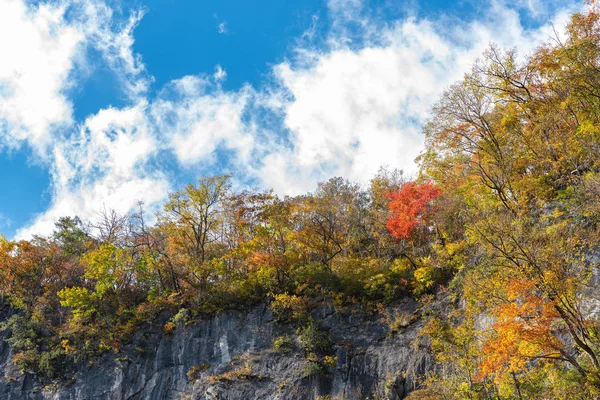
[157,175,231,292]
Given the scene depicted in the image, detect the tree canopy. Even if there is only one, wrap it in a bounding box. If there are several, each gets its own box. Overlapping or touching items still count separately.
[1,8,600,398]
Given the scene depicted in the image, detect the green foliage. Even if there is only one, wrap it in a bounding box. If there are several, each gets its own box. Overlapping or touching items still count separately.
[38,347,70,379]
[269,293,310,322]
[187,363,210,382]
[302,355,323,378]
[272,335,293,353]
[52,216,92,257]
[82,244,130,298]
[411,257,446,295]
[338,257,413,301]
[171,308,191,326]
[299,319,331,355]
[0,314,73,379]
[57,287,97,321]
[0,165,448,383]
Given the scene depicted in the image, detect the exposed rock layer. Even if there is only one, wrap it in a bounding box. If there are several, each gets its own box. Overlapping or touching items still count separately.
[0,300,431,400]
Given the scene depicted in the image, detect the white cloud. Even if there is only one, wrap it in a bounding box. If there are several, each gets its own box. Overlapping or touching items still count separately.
[0,0,150,158]
[80,5,150,98]
[15,69,258,238]
[327,0,364,27]
[151,74,255,167]
[0,0,82,156]
[213,14,229,35]
[301,15,320,41]
[213,65,227,82]
[258,0,579,194]
[1,0,159,239]
[217,21,228,35]
[8,0,582,238]
[16,103,168,238]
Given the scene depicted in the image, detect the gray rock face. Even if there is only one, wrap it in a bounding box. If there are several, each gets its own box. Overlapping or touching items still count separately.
[0,300,431,400]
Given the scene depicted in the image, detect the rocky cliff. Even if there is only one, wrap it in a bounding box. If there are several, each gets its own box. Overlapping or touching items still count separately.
[0,299,431,400]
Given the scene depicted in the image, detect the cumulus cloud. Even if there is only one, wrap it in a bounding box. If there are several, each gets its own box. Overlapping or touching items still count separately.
[258,0,578,194]
[0,0,82,156]
[150,74,255,167]
[16,103,168,238]
[7,0,582,238]
[4,0,159,238]
[0,0,150,158]
[17,72,257,238]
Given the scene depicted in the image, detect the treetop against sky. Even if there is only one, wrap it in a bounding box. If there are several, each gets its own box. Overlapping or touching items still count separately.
[0,0,581,238]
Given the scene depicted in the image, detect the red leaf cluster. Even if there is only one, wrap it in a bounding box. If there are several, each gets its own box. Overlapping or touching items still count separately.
[386,181,440,240]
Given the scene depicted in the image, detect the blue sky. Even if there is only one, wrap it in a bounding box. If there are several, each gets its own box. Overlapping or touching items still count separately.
[0,0,580,238]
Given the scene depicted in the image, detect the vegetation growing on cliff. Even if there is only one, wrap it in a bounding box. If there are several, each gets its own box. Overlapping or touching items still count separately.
[409,8,600,399]
[1,7,600,399]
[0,168,448,380]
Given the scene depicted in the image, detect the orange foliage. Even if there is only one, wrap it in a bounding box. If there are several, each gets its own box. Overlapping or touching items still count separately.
[478,279,561,381]
[386,181,440,240]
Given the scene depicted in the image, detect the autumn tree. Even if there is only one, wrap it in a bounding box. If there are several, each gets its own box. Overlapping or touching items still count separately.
[295,177,368,271]
[416,8,600,397]
[366,166,406,259]
[156,175,231,298]
[386,180,440,241]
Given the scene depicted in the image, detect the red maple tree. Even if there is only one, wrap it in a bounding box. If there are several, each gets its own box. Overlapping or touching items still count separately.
[386,181,440,240]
